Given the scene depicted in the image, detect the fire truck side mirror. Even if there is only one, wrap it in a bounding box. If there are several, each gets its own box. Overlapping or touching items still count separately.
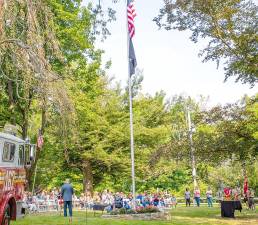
[23,144,35,168]
[30,145,36,162]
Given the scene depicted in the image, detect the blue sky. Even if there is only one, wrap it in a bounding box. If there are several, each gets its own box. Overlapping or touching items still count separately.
[83,0,257,105]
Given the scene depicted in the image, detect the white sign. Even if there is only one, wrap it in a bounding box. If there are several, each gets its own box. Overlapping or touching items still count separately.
[3,170,15,191]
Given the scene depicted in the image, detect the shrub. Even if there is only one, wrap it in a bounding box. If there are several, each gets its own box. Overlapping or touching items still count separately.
[110,208,127,215]
[136,206,160,214]
[109,206,160,215]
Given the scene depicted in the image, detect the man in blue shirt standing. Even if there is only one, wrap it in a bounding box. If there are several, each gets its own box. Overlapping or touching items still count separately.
[61,179,74,223]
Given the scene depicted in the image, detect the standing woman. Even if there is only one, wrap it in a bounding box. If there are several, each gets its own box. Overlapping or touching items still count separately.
[185,188,191,207]
[206,187,213,207]
[194,187,201,207]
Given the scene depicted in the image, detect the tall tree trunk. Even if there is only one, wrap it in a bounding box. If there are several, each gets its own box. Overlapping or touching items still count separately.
[83,160,93,196]
[26,106,47,190]
[25,151,42,191]
[22,111,28,140]
[7,80,16,124]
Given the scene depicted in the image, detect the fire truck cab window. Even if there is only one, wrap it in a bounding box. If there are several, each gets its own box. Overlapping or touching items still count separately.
[2,142,16,162]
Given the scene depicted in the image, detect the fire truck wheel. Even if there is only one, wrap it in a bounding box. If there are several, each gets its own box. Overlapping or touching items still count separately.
[2,204,10,225]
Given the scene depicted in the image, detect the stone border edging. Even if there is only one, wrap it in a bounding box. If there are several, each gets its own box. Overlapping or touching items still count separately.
[102,211,170,220]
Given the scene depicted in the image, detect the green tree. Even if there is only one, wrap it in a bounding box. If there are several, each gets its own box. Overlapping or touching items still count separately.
[0,0,65,139]
[0,0,114,189]
[195,96,257,166]
[155,0,258,85]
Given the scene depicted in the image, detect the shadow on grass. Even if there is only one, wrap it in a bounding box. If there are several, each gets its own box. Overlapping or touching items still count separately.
[12,206,258,225]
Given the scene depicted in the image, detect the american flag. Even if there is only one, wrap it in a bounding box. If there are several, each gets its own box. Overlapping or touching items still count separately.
[127,0,137,76]
[243,176,248,194]
[127,0,136,39]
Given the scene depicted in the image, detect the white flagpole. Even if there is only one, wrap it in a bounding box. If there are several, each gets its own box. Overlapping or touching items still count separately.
[128,74,136,210]
[126,0,136,210]
[187,108,197,188]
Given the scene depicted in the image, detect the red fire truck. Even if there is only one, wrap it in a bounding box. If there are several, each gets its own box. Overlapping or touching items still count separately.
[0,130,35,225]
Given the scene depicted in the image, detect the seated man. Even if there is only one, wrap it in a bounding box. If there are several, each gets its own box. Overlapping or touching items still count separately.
[122,195,131,209]
[143,197,151,207]
[79,194,85,209]
[29,196,38,212]
[153,195,159,207]
[159,197,165,207]
[114,194,123,209]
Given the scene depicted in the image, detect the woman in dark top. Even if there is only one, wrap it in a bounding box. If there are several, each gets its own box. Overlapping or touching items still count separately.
[185,188,191,207]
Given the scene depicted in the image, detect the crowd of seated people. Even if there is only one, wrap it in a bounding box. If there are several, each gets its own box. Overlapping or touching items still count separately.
[22,189,177,213]
[22,187,256,213]
[94,190,178,210]
[23,189,61,213]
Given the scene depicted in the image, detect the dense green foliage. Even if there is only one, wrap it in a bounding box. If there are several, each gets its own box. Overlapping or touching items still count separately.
[37,90,258,195]
[155,0,258,85]
[0,1,257,196]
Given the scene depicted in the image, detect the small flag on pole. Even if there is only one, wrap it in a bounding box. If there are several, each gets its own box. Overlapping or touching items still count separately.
[37,130,44,149]
[127,0,137,76]
[244,176,248,194]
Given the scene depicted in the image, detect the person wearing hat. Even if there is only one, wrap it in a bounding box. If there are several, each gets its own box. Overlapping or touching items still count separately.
[61,179,74,223]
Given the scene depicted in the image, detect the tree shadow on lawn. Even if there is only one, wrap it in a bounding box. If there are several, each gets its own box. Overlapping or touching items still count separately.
[89,207,258,225]
[170,206,258,225]
[12,208,258,225]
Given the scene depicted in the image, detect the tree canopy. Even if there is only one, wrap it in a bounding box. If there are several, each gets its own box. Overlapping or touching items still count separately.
[154,0,258,85]
[0,0,257,196]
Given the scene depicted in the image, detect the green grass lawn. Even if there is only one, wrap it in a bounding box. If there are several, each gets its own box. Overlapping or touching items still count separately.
[13,206,258,225]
